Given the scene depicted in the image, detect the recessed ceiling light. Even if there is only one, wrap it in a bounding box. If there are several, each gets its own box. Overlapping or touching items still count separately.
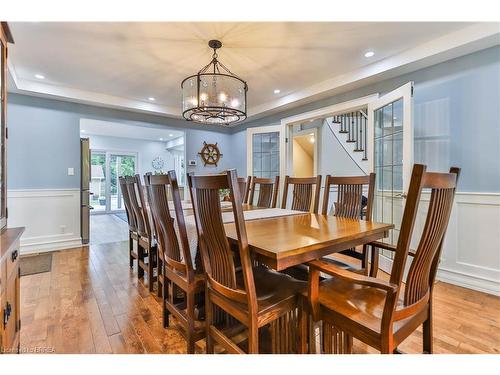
[274,89,281,94]
[148,97,155,101]
[364,51,375,58]
[35,74,45,79]
[80,129,86,133]
[169,133,174,137]
[159,137,164,141]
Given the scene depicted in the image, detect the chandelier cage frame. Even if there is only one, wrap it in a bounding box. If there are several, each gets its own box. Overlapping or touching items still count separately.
[181,40,248,126]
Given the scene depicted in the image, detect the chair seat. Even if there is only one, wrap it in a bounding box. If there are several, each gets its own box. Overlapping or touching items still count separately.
[233,265,306,324]
[302,277,407,338]
[281,256,362,282]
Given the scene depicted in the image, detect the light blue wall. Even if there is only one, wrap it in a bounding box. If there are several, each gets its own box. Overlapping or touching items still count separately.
[87,134,176,176]
[7,94,245,190]
[8,46,500,192]
[8,101,81,189]
[240,46,500,193]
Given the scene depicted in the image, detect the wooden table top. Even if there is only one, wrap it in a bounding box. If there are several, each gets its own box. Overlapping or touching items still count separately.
[224,213,393,271]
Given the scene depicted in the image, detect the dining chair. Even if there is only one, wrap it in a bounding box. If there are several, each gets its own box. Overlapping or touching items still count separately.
[125,175,158,292]
[237,176,252,204]
[248,176,280,208]
[281,175,322,213]
[119,176,138,269]
[188,169,306,354]
[143,172,163,297]
[320,173,376,276]
[300,165,460,354]
[146,170,205,353]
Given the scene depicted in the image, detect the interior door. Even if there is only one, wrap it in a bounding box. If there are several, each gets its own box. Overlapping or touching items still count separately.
[367,82,413,270]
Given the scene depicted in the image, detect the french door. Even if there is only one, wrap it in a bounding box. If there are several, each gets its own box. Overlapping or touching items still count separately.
[367,82,414,270]
[90,150,137,213]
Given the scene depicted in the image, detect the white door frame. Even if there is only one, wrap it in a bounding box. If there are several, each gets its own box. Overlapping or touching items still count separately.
[367,81,414,193]
[280,94,380,179]
[246,125,285,180]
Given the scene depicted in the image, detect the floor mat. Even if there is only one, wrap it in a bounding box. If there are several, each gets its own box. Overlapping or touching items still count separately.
[20,253,53,276]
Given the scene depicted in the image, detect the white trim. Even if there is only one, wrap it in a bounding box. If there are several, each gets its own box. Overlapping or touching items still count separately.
[375,191,500,296]
[7,188,82,254]
[281,94,379,180]
[20,238,83,255]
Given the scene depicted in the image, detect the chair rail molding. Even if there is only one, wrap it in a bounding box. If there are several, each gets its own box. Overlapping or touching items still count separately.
[7,188,82,254]
[378,191,500,296]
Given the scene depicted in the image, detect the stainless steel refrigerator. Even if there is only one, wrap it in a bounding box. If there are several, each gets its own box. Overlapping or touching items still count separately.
[80,138,92,244]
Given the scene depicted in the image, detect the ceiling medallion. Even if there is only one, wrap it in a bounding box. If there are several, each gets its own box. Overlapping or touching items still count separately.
[181,40,248,126]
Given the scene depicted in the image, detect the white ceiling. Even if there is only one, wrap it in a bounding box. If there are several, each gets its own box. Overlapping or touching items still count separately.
[7,22,500,123]
[80,118,184,141]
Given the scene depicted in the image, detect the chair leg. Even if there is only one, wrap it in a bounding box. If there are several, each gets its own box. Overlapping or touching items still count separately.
[129,232,134,268]
[157,258,163,298]
[163,280,170,328]
[186,290,196,354]
[205,291,214,354]
[247,322,259,354]
[148,248,155,292]
[423,304,433,354]
[137,243,145,279]
[298,299,308,354]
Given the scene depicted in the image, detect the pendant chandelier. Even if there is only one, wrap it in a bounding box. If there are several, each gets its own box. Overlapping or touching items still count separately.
[181,40,248,126]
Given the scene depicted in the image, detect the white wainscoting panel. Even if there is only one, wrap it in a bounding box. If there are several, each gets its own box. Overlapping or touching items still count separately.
[377,192,500,296]
[7,189,82,254]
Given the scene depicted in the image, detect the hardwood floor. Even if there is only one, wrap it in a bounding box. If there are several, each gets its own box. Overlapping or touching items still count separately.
[20,241,500,354]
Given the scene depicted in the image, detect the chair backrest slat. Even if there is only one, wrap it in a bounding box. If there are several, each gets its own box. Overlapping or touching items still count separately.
[125,176,148,238]
[119,176,137,232]
[322,174,375,219]
[248,176,279,208]
[236,176,252,204]
[281,175,322,213]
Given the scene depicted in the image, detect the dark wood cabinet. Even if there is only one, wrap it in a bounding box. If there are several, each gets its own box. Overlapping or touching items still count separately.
[0,227,23,353]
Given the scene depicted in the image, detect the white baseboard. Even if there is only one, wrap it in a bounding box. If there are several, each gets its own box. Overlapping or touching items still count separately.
[437,267,500,296]
[20,238,83,255]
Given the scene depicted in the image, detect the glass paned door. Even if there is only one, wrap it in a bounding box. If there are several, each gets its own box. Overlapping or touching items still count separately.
[90,150,136,213]
[110,154,136,211]
[252,132,280,178]
[368,82,413,263]
[247,125,283,205]
[90,151,106,211]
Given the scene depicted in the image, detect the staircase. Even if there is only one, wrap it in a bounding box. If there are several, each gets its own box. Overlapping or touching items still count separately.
[325,109,369,174]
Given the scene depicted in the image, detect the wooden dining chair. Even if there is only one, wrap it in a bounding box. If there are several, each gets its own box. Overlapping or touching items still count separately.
[281,175,322,213]
[146,171,205,353]
[248,176,280,208]
[301,165,460,354]
[143,172,163,297]
[125,175,158,292]
[119,176,138,269]
[236,176,252,204]
[188,169,306,354]
[320,174,376,276]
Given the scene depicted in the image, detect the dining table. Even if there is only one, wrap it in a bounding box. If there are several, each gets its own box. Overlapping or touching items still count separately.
[177,202,393,271]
